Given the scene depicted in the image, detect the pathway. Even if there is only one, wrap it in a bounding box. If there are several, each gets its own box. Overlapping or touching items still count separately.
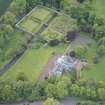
[38,54,62,80]
[0,97,77,105]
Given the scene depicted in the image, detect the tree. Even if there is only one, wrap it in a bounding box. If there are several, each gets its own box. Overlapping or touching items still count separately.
[16,72,28,81]
[0,24,14,38]
[70,84,80,96]
[1,84,17,102]
[48,39,60,46]
[97,45,105,56]
[2,11,16,25]
[79,86,86,97]
[96,81,105,88]
[45,83,56,98]
[56,81,68,98]
[66,31,77,42]
[26,0,39,12]
[77,0,85,3]
[0,24,14,48]
[75,46,86,58]
[98,37,105,46]
[61,0,79,14]
[70,4,95,33]
[43,98,59,105]
[94,25,105,40]
[97,88,105,100]
[9,0,26,15]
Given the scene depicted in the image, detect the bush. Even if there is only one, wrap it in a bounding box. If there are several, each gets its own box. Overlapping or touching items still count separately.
[48,39,60,47]
[93,54,100,64]
[76,101,99,105]
[97,45,105,57]
[43,98,59,105]
[69,51,76,57]
[16,72,28,81]
[77,0,85,3]
[66,31,77,42]
[87,41,92,47]
[97,88,105,100]
[75,46,87,58]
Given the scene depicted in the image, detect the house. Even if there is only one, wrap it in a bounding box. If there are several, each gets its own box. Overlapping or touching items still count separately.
[51,55,77,76]
[51,55,87,79]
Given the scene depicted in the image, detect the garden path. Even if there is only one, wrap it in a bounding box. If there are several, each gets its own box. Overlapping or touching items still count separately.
[0,97,76,105]
[38,54,62,80]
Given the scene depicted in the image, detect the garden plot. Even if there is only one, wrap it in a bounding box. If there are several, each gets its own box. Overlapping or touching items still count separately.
[20,18,40,33]
[42,15,77,41]
[30,7,52,21]
[16,6,55,34]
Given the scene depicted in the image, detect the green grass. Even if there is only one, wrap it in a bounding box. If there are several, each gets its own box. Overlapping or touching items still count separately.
[0,44,67,82]
[20,18,40,33]
[31,7,52,21]
[92,0,105,18]
[82,41,105,81]
[85,40,97,63]
[82,57,105,81]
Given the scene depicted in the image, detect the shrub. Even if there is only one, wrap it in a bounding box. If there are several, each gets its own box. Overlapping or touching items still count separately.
[43,98,59,105]
[69,51,76,57]
[48,39,60,46]
[87,41,92,47]
[93,54,99,64]
[66,31,77,42]
[97,88,105,100]
[75,46,87,58]
[76,101,99,105]
[16,72,28,81]
[97,45,105,57]
[98,37,105,46]
[77,0,85,3]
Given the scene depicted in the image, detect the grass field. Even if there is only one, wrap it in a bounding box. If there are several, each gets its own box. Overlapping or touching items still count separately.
[82,57,105,81]
[92,0,105,18]
[0,44,67,82]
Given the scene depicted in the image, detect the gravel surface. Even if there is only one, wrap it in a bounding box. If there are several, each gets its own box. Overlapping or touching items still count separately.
[0,97,77,105]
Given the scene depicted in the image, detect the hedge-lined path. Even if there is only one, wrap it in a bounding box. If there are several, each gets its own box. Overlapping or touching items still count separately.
[38,54,62,80]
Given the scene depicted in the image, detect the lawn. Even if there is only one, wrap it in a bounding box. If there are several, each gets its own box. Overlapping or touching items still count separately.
[82,40,105,81]
[82,57,105,81]
[20,18,40,33]
[92,0,105,19]
[0,44,67,82]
